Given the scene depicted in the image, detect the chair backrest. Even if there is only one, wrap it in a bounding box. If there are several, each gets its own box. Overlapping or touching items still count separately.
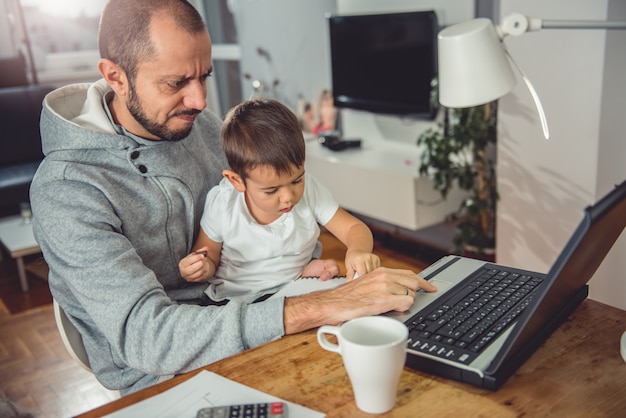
[0,55,29,88]
[0,84,54,166]
[52,299,92,372]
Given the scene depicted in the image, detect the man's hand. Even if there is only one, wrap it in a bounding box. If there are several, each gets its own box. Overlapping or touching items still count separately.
[283,266,437,334]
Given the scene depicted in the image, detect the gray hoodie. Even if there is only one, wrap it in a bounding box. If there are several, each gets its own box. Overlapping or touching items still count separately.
[31,80,285,394]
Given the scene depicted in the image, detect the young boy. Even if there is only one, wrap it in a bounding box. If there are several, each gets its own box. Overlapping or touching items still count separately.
[179,99,380,303]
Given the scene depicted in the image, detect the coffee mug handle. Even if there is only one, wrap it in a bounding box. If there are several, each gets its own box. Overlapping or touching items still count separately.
[317,325,341,353]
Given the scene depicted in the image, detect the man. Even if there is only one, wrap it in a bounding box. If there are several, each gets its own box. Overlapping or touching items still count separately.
[31,0,436,395]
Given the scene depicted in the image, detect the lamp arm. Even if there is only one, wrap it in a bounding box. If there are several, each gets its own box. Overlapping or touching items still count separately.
[541,20,626,30]
[499,13,626,37]
[505,50,550,140]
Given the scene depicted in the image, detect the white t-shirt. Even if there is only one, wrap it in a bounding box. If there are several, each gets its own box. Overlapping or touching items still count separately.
[201,173,339,302]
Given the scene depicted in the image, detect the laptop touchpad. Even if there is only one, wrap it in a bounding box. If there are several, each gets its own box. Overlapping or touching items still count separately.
[427,279,455,293]
[386,279,455,322]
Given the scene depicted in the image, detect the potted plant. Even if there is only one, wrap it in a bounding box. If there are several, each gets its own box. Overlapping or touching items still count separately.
[416,79,498,260]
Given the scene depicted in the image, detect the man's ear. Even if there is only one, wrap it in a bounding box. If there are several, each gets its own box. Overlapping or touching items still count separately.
[222,169,246,192]
[98,58,129,97]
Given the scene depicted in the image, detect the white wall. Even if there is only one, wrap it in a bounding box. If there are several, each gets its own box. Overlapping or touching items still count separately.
[232,0,336,112]
[497,0,626,310]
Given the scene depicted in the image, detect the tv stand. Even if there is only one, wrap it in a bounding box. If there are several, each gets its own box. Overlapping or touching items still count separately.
[305,137,467,231]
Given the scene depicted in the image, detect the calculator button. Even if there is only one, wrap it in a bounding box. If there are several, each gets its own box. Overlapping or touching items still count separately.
[271,402,284,415]
[197,406,228,418]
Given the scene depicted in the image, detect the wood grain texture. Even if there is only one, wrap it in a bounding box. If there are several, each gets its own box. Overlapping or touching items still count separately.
[78,297,626,417]
[0,306,119,417]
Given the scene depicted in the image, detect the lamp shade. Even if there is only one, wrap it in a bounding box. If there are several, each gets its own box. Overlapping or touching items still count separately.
[438,18,517,108]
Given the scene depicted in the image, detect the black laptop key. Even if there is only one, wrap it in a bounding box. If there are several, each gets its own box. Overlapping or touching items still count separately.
[445,284,476,307]
[408,331,477,364]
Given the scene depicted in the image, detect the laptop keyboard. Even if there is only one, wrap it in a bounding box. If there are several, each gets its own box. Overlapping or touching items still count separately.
[406,267,544,365]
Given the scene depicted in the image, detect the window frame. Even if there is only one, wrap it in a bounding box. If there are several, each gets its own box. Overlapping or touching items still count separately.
[11,0,241,115]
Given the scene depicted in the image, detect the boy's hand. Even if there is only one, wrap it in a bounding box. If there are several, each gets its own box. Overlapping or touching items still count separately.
[178,247,215,282]
[301,259,341,281]
[345,251,381,281]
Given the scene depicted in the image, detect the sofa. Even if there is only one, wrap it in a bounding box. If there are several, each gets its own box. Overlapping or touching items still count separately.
[0,84,55,218]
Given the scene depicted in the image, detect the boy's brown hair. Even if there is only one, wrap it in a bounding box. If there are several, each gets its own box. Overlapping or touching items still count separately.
[221,99,306,180]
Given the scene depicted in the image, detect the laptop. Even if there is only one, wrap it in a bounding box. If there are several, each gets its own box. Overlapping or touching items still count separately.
[387,178,626,390]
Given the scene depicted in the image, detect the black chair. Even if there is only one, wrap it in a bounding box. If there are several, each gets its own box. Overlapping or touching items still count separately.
[0,84,55,218]
[0,54,29,88]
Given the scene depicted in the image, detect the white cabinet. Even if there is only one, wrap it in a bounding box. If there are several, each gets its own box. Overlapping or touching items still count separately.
[305,138,468,231]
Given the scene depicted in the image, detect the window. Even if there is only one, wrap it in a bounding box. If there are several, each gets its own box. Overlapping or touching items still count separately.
[20,0,103,53]
[6,0,241,113]
[199,0,242,115]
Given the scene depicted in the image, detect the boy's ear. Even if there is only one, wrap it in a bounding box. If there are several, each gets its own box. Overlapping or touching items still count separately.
[222,169,246,192]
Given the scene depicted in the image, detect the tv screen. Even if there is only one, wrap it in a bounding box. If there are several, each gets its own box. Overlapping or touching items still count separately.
[328,11,438,119]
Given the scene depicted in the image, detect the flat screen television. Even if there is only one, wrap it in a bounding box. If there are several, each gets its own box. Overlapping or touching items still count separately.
[328,11,438,119]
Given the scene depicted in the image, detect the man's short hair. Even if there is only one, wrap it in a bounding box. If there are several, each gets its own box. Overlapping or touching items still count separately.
[98,0,206,81]
[222,99,306,180]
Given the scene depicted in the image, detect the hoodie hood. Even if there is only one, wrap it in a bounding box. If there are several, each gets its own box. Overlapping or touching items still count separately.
[40,79,133,156]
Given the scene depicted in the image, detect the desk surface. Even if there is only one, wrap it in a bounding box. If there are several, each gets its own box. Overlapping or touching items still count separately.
[79,299,626,417]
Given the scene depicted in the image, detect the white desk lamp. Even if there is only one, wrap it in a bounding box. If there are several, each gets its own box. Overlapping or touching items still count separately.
[437,13,626,140]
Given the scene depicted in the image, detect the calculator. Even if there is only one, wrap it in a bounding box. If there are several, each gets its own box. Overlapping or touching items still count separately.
[196,402,288,418]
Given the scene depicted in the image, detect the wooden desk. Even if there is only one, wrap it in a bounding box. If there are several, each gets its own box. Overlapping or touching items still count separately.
[78,299,626,417]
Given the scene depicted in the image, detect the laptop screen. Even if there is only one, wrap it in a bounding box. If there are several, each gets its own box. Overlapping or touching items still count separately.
[491,180,626,372]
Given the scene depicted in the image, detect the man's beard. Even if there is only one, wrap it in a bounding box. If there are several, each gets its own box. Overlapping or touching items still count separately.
[126,82,199,142]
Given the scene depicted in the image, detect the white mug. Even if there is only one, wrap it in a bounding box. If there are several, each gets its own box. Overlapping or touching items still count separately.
[317,316,408,414]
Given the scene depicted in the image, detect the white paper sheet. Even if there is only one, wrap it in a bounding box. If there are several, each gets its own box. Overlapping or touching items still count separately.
[104,370,325,418]
[269,276,347,299]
